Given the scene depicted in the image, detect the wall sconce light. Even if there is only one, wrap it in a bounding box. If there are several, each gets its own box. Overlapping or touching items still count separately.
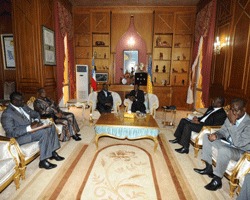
[214,36,230,55]
[127,37,135,48]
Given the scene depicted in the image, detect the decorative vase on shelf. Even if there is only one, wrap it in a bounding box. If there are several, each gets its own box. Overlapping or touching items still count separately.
[162,65,166,73]
[155,65,159,72]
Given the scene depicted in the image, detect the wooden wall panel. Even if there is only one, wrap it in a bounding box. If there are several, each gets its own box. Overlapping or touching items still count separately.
[210,0,250,112]
[210,23,230,96]
[227,13,249,94]
[13,0,40,87]
[74,13,90,33]
[91,11,110,33]
[40,0,56,92]
[175,12,195,34]
[12,0,57,101]
[154,12,174,33]
[0,0,15,99]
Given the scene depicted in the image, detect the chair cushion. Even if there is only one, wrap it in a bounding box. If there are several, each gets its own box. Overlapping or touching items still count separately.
[0,158,16,181]
[235,160,250,180]
[20,141,40,160]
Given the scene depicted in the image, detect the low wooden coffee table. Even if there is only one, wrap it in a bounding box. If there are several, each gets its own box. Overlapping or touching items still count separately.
[95,113,159,151]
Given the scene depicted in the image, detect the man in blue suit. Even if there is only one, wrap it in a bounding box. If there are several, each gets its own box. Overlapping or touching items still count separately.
[1,92,64,170]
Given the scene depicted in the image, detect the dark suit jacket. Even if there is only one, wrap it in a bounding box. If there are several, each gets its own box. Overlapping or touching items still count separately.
[126,89,146,113]
[1,104,41,145]
[198,106,227,126]
[96,90,113,113]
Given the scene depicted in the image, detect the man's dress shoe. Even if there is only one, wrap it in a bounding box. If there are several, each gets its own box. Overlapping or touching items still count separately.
[205,177,222,191]
[175,147,189,154]
[39,160,57,169]
[72,135,82,141]
[76,133,81,136]
[194,167,214,178]
[50,151,65,161]
[169,138,178,144]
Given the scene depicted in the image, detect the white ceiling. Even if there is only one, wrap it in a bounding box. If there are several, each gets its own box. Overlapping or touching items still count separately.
[69,0,200,7]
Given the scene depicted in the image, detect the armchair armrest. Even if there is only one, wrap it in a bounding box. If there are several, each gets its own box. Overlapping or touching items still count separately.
[228,152,250,197]
[0,137,21,191]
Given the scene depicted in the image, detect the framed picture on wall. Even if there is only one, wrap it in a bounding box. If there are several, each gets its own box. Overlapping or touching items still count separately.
[123,50,138,74]
[1,34,15,69]
[42,26,56,65]
[96,72,108,83]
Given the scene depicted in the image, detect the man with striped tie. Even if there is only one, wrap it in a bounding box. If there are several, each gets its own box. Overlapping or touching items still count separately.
[1,92,64,170]
[169,96,227,154]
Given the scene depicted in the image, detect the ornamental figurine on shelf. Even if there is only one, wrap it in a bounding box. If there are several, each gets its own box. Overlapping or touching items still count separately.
[156,36,161,46]
[182,54,186,60]
[162,65,166,73]
[94,51,97,58]
[159,52,163,60]
[155,65,159,72]
[174,43,181,48]
[139,63,144,71]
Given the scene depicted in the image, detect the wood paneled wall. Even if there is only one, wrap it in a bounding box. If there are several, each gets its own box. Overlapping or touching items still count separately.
[11,0,57,101]
[0,0,15,99]
[210,0,250,112]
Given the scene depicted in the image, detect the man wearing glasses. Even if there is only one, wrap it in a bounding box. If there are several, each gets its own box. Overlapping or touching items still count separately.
[194,98,250,191]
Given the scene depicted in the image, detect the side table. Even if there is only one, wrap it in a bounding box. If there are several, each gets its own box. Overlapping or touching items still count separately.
[162,106,176,127]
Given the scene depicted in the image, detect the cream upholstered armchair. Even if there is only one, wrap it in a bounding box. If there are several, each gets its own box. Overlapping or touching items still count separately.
[0,101,40,180]
[189,105,229,157]
[0,122,40,180]
[190,126,221,158]
[212,148,250,197]
[123,93,159,118]
[87,91,122,119]
[0,136,20,192]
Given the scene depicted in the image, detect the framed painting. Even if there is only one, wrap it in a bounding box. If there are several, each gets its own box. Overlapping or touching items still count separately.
[123,50,138,74]
[1,34,15,69]
[42,26,56,65]
[96,72,109,83]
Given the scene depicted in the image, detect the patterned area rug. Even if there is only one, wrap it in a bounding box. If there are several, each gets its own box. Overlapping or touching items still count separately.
[1,109,236,200]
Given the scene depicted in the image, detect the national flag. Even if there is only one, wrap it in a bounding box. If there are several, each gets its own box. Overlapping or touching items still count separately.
[147,56,153,94]
[91,57,97,91]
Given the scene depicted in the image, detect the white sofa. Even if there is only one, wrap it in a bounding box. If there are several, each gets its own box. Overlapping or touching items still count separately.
[88,91,122,119]
[123,93,159,118]
[0,136,20,192]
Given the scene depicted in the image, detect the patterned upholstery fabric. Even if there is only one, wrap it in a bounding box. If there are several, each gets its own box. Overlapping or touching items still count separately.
[0,139,20,191]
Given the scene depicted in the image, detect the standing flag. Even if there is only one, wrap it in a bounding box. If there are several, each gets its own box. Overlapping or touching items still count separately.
[91,57,97,91]
[147,56,153,94]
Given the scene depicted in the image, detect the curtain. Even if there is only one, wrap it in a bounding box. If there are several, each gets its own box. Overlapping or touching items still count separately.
[54,1,74,101]
[187,0,217,107]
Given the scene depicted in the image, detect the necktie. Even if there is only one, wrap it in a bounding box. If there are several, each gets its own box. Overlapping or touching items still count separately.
[19,108,29,120]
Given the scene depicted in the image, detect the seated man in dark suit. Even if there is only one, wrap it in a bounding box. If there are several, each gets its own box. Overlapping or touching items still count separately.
[96,83,113,113]
[1,92,64,170]
[125,84,146,113]
[169,96,227,154]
